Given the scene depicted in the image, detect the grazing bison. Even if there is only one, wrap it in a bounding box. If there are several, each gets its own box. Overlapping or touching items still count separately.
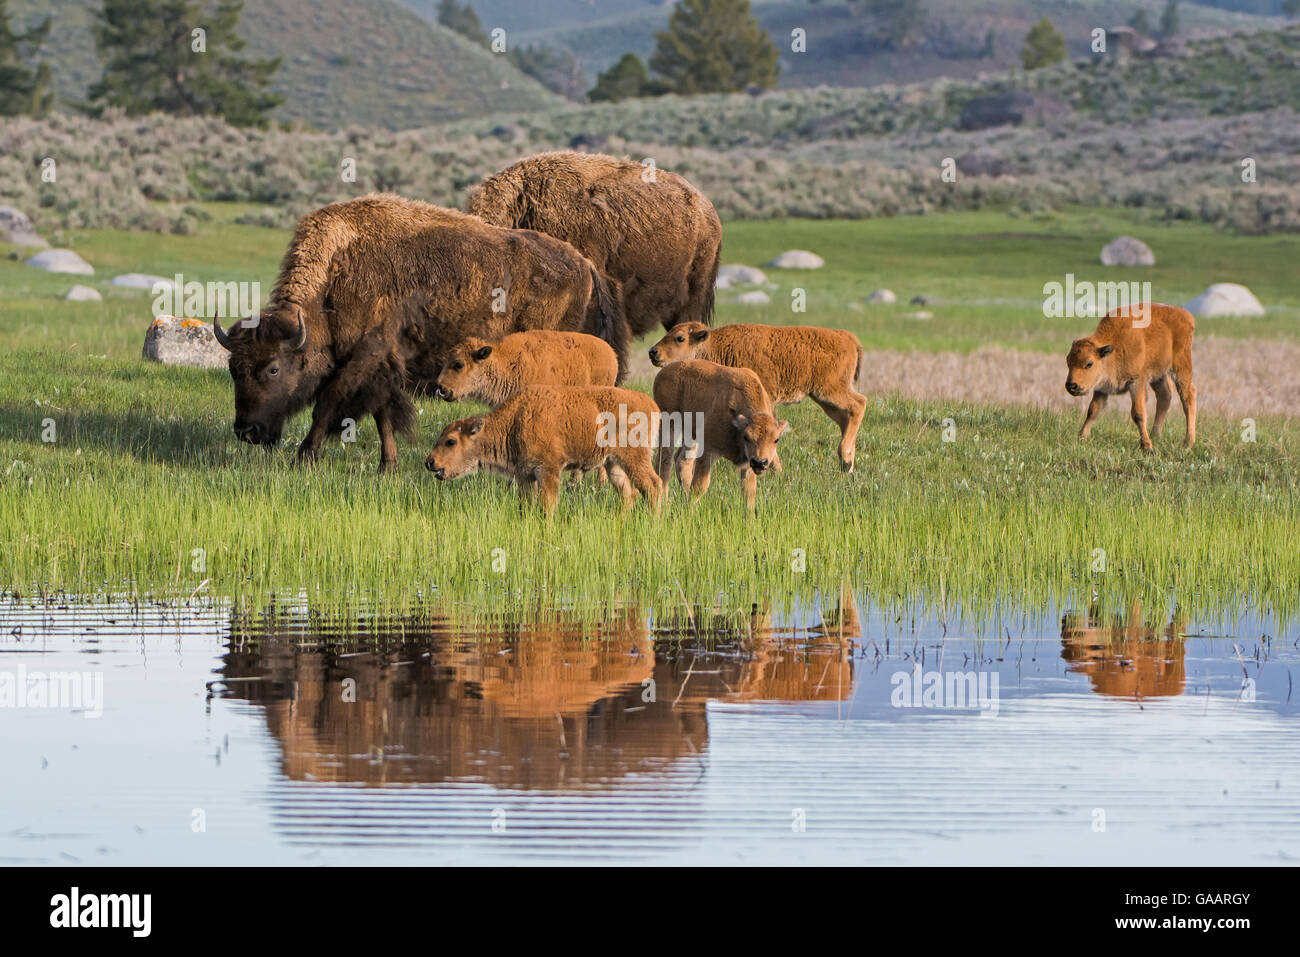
[653,359,789,513]
[466,151,722,337]
[1065,303,1196,449]
[649,322,866,471]
[426,386,663,518]
[212,193,629,472]
[434,330,619,408]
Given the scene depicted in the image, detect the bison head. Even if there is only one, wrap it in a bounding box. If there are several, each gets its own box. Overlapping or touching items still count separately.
[434,339,495,402]
[648,322,710,367]
[732,410,789,475]
[212,308,321,447]
[1065,338,1115,397]
[426,416,485,480]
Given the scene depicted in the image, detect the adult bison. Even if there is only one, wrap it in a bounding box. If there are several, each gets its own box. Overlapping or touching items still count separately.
[213,193,629,472]
[466,151,722,337]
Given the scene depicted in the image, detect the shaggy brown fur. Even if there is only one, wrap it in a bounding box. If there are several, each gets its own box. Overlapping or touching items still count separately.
[466,151,722,337]
[652,359,789,513]
[434,330,619,409]
[213,193,630,471]
[1065,303,1197,449]
[649,322,865,471]
[425,386,663,518]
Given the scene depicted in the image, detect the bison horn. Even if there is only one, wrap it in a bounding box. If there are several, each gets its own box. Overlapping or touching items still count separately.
[212,310,232,350]
[291,309,309,351]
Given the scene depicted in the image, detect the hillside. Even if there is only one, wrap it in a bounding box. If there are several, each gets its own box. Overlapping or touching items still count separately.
[404,0,1281,90]
[10,0,561,130]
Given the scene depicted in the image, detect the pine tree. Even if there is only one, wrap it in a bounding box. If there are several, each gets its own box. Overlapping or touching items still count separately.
[1020,17,1067,71]
[650,0,779,95]
[437,0,489,49]
[0,0,53,117]
[88,0,282,127]
[588,53,652,102]
[1160,1,1180,38]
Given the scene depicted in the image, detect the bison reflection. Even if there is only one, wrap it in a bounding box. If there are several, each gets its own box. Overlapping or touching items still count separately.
[1060,604,1187,698]
[219,600,857,789]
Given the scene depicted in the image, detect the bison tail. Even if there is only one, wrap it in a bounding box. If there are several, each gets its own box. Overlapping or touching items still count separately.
[698,243,721,326]
[388,390,418,439]
[589,265,631,384]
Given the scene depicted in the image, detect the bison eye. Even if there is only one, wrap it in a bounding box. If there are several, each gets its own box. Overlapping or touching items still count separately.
[446,438,456,446]
[451,361,464,371]
[267,365,279,377]
[1085,361,1093,369]
[675,336,685,343]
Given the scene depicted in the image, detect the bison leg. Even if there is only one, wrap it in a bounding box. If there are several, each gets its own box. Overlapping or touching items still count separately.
[813,392,866,472]
[687,453,714,503]
[537,468,563,519]
[1079,392,1108,439]
[739,465,758,514]
[606,463,637,513]
[1129,379,1153,451]
[1172,365,1197,448]
[1149,376,1172,441]
[373,406,399,474]
[516,473,539,513]
[618,452,663,516]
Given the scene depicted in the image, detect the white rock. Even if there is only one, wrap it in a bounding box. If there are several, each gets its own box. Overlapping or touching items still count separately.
[735,290,771,305]
[25,248,94,275]
[65,285,103,302]
[0,205,34,234]
[4,230,48,248]
[111,273,176,292]
[141,315,229,369]
[765,249,824,269]
[902,310,933,320]
[1184,283,1265,318]
[866,289,896,304]
[715,264,767,288]
[1100,236,1155,267]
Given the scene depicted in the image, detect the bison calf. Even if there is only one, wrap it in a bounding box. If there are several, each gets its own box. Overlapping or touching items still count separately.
[1065,303,1196,449]
[649,322,864,471]
[425,386,662,518]
[434,330,619,408]
[653,359,789,513]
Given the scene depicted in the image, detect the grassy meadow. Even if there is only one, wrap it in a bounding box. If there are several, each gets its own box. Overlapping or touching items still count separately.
[2,205,1298,620]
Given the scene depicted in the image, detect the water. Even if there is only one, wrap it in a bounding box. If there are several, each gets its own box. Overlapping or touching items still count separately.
[2,594,1297,865]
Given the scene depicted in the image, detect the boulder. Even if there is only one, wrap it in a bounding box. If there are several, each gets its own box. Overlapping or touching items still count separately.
[765,249,824,269]
[1184,283,1265,318]
[26,248,94,275]
[4,229,48,248]
[141,315,229,369]
[910,295,934,306]
[65,285,103,302]
[0,205,34,234]
[111,273,176,292]
[902,311,934,320]
[735,290,771,305]
[958,92,1070,131]
[1100,236,1155,267]
[715,264,767,288]
[866,289,896,304]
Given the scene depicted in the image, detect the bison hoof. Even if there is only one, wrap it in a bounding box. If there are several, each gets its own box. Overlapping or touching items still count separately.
[296,444,320,465]
[378,460,398,475]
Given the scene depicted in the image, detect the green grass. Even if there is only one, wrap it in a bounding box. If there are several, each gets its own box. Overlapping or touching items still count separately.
[2,207,1298,618]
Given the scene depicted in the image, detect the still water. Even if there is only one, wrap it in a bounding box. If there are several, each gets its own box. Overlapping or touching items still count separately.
[2,593,1297,865]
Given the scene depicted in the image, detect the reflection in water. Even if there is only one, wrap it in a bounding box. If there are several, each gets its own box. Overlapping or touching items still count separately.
[1059,603,1188,699]
[217,596,858,790]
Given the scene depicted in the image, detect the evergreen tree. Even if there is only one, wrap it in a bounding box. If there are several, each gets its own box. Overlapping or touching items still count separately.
[1160,1,1180,37]
[650,0,779,95]
[88,0,281,127]
[588,52,652,102]
[0,0,53,117]
[1020,17,1067,71]
[437,0,489,49]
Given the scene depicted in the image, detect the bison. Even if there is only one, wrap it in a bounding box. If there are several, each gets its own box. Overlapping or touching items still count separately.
[649,321,866,471]
[212,193,630,472]
[434,330,619,408]
[466,151,722,337]
[1065,302,1196,449]
[653,359,789,513]
[425,386,663,518]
